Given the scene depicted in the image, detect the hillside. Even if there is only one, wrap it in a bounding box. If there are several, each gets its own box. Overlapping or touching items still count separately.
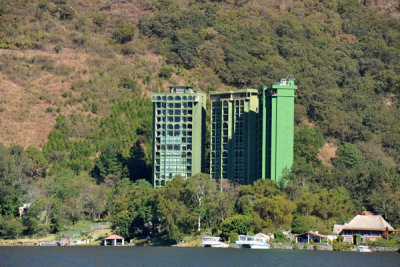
[0,0,399,242]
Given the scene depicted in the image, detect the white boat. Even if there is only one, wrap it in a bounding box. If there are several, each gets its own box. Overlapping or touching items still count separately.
[357,246,373,252]
[236,234,270,249]
[201,237,228,248]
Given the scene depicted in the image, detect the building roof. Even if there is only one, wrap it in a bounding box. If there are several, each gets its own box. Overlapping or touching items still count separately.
[333,224,345,235]
[341,215,395,231]
[104,234,124,240]
[295,231,328,238]
[309,232,328,238]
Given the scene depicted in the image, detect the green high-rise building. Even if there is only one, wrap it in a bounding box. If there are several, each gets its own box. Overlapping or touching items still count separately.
[210,78,297,184]
[151,86,206,187]
[210,89,259,184]
[259,78,297,182]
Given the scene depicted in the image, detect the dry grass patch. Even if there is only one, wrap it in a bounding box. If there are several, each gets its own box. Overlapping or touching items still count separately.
[318,142,337,166]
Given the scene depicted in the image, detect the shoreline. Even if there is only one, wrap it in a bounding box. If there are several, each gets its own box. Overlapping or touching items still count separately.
[1,240,399,253]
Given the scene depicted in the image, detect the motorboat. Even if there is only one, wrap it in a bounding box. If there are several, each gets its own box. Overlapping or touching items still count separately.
[201,237,228,248]
[357,246,373,252]
[236,234,270,249]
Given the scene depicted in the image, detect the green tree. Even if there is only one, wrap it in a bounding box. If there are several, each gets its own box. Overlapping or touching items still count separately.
[334,143,362,168]
[185,173,217,232]
[220,214,251,240]
[253,195,296,229]
[0,215,24,239]
[294,125,324,164]
[93,140,127,182]
[291,216,324,234]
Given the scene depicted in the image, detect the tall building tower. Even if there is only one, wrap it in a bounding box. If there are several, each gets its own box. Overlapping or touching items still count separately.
[259,78,297,182]
[210,89,259,185]
[152,86,206,187]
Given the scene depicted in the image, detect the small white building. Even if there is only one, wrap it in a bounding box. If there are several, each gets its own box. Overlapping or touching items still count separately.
[104,234,125,246]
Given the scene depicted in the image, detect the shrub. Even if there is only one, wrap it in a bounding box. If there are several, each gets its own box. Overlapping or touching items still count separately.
[38,3,47,9]
[159,66,173,79]
[92,14,106,27]
[54,44,63,53]
[118,76,137,91]
[112,24,136,44]
[53,4,75,20]
[353,234,361,245]
[73,36,87,46]
[229,232,238,243]
[120,44,135,55]
[273,230,290,242]
[332,242,351,251]
[0,4,5,16]
[91,103,98,114]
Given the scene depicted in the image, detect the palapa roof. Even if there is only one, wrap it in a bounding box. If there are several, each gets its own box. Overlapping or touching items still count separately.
[342,215,395,231]
[104,234,124,240]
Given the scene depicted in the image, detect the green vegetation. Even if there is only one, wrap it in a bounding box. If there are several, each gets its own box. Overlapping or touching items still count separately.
[0,0,399,247]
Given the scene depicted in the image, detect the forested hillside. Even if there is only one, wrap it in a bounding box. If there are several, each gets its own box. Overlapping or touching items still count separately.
[0,0,399,242]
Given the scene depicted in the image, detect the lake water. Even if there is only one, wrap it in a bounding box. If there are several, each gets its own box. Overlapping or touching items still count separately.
[0,247,399,267]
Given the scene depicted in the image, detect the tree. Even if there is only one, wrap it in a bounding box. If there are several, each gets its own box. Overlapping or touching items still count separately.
[294,125,324,164]
[127,139,151,182]
[253,195,296,229]
[291,216,324,234]
[0,143,23,213]
[220,214,251,240]
[185,173,217,232]
[25,146,48,177]
[93,140,127,182]
[334,143,362,168]
[0,215,24,239]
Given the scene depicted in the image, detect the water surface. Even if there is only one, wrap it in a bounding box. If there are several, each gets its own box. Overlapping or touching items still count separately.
[0,247,399,267]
